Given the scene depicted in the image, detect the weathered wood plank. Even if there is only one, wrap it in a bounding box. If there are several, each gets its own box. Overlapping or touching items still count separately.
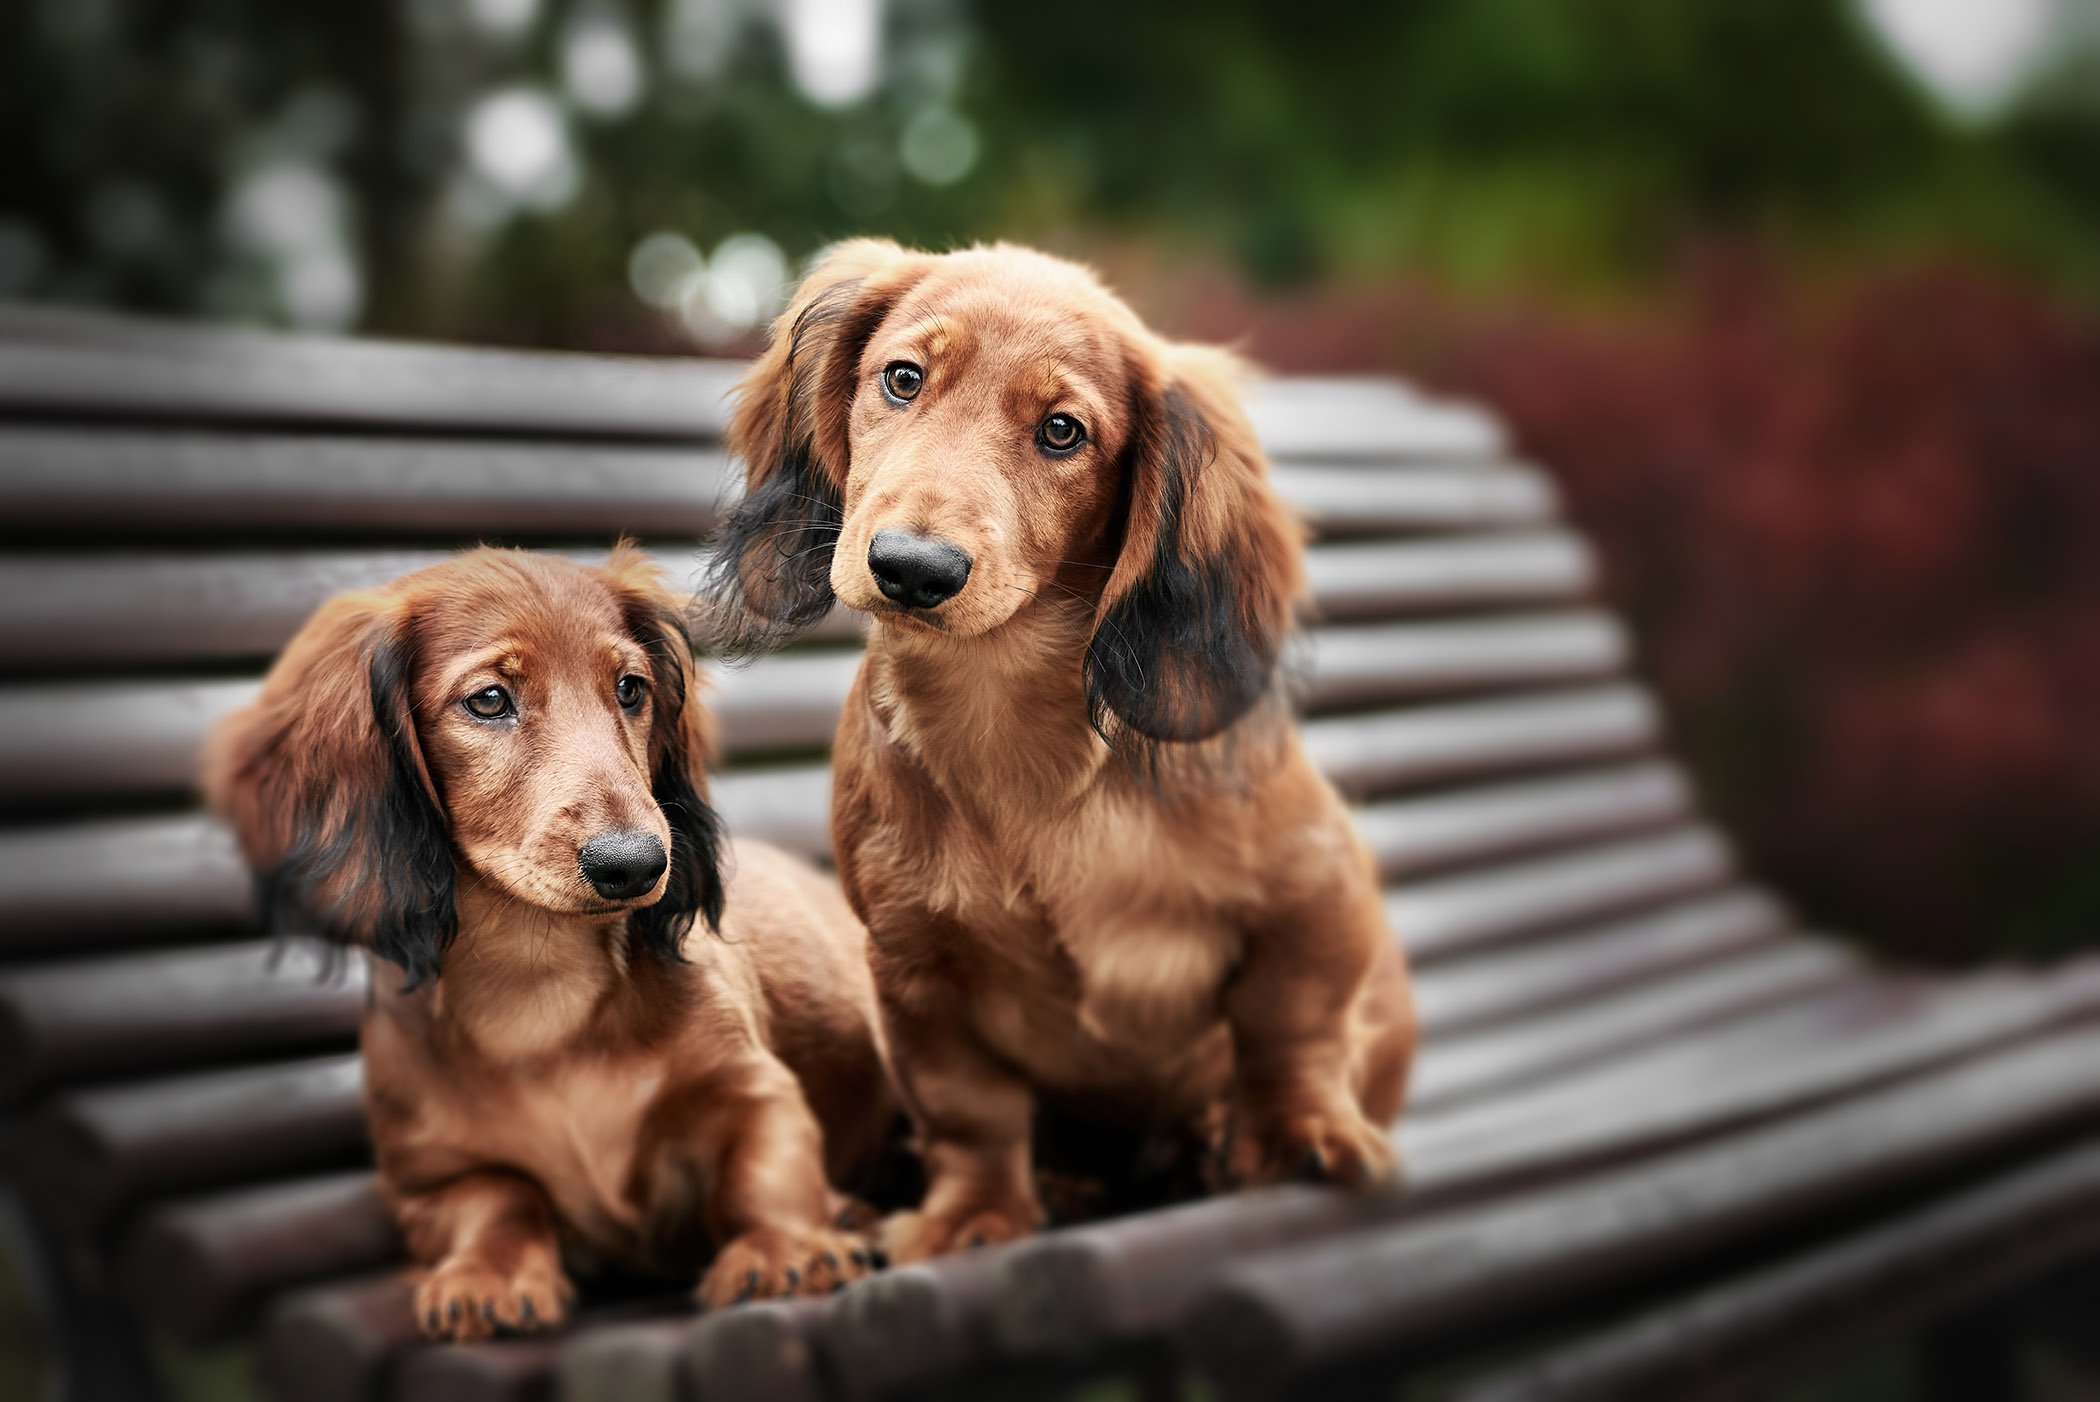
[1411,937,1854,1113]
[1356,761,1687,882]
[0,761,834,952]
[258,1273,419,1402]
[1401,959,2100,1188]
[0,338,742,441]
[1411,888,1789,1034]
[0,429,729,536]
[121,1170,399,1344]
[0,535,1581,671]
[0,940,362,1103]
[0,425,1544,538]
[1305,686,1659,799]
[1305,533,1595,619]
[0,312,1502,458]
[1389,826,1735,960]
[1450,1140,2100,1402]
[17,1053,366,1231]
[1300,613,1627,711]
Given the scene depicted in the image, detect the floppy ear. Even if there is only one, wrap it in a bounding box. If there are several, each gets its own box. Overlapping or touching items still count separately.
[202,591,457,988]
[703,237,928,654]
[1086,344,1306,749]
[601,544,727,958]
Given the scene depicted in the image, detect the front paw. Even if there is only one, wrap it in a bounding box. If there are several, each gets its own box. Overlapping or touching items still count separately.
[414,1255,572,1341]
[1219,1101,1399,1191]
[879,1199,1042,1264]
[698,1226,880,1310]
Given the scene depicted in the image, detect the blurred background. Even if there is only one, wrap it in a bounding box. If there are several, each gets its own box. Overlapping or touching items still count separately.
[3,1,2100,1397]
[8,0,2097,974]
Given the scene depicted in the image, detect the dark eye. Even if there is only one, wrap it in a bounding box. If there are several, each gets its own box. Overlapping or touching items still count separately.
[1038,412,1085,454]
[615,673,646,711]
[882,361,924,403]
[463,685,514,720]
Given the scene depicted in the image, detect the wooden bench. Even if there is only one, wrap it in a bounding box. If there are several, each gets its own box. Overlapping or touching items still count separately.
[2,302,2095,1402]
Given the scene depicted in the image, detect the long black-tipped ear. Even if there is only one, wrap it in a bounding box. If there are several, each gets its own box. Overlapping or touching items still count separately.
[701,238,927,656]
[616,575,727,960]
[203,597,457,990]
[362,635,459,987]
[1086,347,1305,754]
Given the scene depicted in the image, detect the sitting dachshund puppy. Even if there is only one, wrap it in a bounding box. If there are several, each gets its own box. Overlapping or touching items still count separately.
[204,546,893,1337]
[703,241,1416,1261]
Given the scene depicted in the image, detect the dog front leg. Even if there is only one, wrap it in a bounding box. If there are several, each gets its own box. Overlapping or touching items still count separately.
[1220,878,1405,1191]
[876,982,1045,1262]
[692,1060,880,1308]
[394,1170,572,1341]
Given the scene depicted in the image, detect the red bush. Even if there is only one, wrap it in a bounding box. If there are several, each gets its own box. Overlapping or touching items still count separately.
[1414,258,2100,961]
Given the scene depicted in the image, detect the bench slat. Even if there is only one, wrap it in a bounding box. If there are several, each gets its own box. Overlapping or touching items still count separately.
[0,762,833,954]
[0,321,1502,459]
[0,614,1630,809]
[1390,826,1735,960]
[1451,1139,2100,1402]
[1305,533,1594,619]
[1411,888,1789,1034]
[552,1319,693,1402]
[1306,686,1657,799]
[1174,1026,2100,1400]
[17,1052,366,1231]
[1402,960,2100,1188]
[0,812,254,950]
[121,1170,400,1344]
[258,1274,418,1402]
[0,941,362,1103]
[1357,761,1687,881]
[0,339,743,441]
[0,429,728,537]
[1411,939,1857,1114]
[0,425,1547,539]
[0,534,1582,671]
[1301,613,1627,711]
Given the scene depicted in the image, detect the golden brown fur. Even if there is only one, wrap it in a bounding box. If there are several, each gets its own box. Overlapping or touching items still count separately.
[709,241,1416,1261]
[204,547,894,1337]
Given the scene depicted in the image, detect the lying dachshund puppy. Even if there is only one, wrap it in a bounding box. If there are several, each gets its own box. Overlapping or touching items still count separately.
[205,546,893,1337]
[704,241,1416,1260]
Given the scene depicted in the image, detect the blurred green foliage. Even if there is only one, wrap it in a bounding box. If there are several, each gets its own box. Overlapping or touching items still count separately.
[2,0,2097,345]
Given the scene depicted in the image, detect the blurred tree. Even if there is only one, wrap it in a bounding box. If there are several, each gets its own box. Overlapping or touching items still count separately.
[4,0,2100,343]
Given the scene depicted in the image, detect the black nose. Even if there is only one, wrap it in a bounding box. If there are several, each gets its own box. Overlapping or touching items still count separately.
[868,529,972,610]
[578,829,668,901]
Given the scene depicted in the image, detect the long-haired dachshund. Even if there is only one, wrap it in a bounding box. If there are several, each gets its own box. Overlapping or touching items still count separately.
[704,241,1416,1260]
[204,546,893,1337]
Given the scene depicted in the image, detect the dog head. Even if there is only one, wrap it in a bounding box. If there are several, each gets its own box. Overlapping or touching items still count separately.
[203,545,725,988]
[707,240,1304,747]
